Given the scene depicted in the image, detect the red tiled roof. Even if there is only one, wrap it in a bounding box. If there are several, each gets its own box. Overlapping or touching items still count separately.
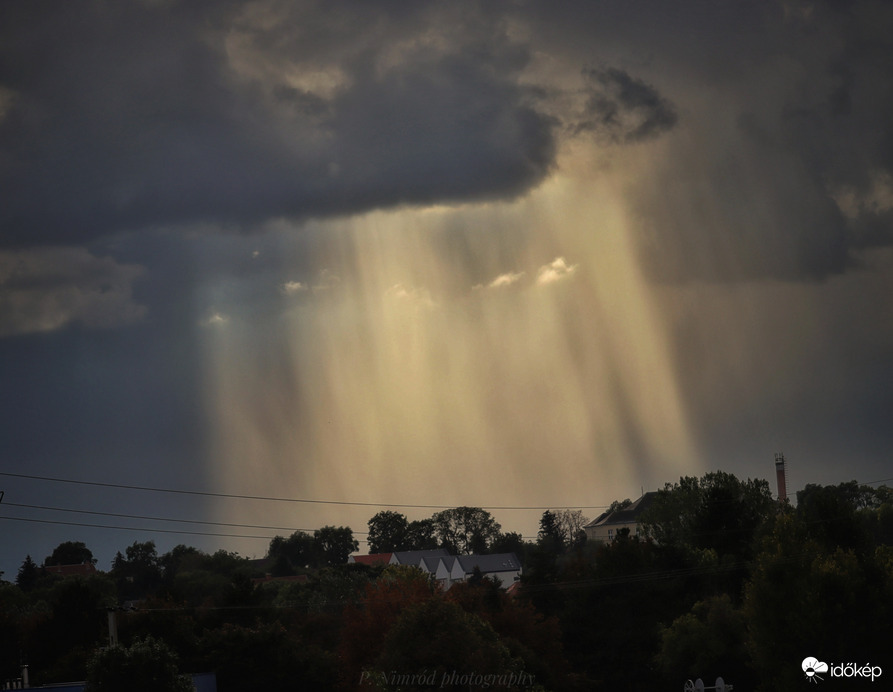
[350,553,393,566]
[44,562,97,577]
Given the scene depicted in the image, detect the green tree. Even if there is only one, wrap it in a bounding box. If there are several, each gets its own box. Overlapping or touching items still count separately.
[16,555,39,592]
[555,533,693,689]
[796,481,872,554]
[607,498,632,514]
[160,544,204,579]
[489,532,529,562]
[112,541,162,598]
[85,636,193,692]
[431,507,501,554]
[367,511,410,553]
[641,471,774,560]
[405,518,438,550]
[313,525,359,566]
[525,511,565,583]
[267,531,318,571]
[0,582,29,683]
[537,511,564,552]
[45,541,95,566]
[554,509,589,549]
[655,594,751,688]
[197,620,335,691]
[373,598,520,685]
[743,510,893,689]
[33,573,117,682]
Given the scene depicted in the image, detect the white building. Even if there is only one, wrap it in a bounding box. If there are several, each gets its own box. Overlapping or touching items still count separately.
[583,492,658,542]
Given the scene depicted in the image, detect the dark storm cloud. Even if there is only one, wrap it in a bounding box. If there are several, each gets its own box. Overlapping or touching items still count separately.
[0,0,890,286]
[0,0,556,248]
[593,0,893,282]
[0,246,145,336]
[575,67,677,143]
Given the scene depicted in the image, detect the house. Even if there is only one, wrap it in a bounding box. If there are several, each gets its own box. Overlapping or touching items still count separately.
[583,492,658,542]
[429,553,522,589]
[347,549,521,590]
[388,549,449,568]
[43,562,98,578]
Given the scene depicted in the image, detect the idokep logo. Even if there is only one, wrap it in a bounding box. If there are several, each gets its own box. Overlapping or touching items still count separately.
[802,658,829,683]
[802,657,883,684]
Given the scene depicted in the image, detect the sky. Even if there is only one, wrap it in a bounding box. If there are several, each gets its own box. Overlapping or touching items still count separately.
[2,0,893,580]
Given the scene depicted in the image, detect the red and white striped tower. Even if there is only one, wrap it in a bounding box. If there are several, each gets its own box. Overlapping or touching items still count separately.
[774,453,788,502]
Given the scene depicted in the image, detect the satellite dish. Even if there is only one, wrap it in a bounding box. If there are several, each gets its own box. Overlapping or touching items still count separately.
[715,677,725,692]
[695,679,705,692]
[684,681,695,692]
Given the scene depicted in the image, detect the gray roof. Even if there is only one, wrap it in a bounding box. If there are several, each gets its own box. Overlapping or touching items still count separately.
[455,553,521,574]
[391,548,449,566]
[584,492,658,529]
[438,555,458,571]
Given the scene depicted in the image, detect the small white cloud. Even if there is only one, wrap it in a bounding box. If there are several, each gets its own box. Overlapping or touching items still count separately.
[536,257,578,286]
[486,271,526,290]
[385,283,436,309]
[200,311,229,327]
[280,280,307,295]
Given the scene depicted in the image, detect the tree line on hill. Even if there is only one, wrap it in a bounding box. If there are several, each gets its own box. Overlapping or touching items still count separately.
[1,472,891,691]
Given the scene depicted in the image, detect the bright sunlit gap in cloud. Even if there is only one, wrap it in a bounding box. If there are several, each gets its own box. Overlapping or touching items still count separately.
[198,161,701,549]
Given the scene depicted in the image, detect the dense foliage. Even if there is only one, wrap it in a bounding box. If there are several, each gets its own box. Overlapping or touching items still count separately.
[0,476,890,691]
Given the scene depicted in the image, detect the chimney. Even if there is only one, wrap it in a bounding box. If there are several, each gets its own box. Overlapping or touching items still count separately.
[774,453,787,502]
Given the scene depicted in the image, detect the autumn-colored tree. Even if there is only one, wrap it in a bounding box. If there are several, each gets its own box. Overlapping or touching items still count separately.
[445,578,570,689]
[338,566,437,690]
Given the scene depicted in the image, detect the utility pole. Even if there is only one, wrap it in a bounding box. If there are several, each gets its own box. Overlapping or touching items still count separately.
[107,608,119,648]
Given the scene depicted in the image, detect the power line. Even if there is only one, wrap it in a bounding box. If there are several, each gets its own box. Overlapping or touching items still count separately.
[2,500,361,535]
[0,471,607,510]
[0,515,277,540]
[0,509,540,544]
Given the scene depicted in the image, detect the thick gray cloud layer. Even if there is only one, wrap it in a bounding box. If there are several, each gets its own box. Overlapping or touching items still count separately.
[2,0,891,281]
[0,0,555,246]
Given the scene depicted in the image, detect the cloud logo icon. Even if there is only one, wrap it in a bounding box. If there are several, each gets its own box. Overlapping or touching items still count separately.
[802,657,829,683]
